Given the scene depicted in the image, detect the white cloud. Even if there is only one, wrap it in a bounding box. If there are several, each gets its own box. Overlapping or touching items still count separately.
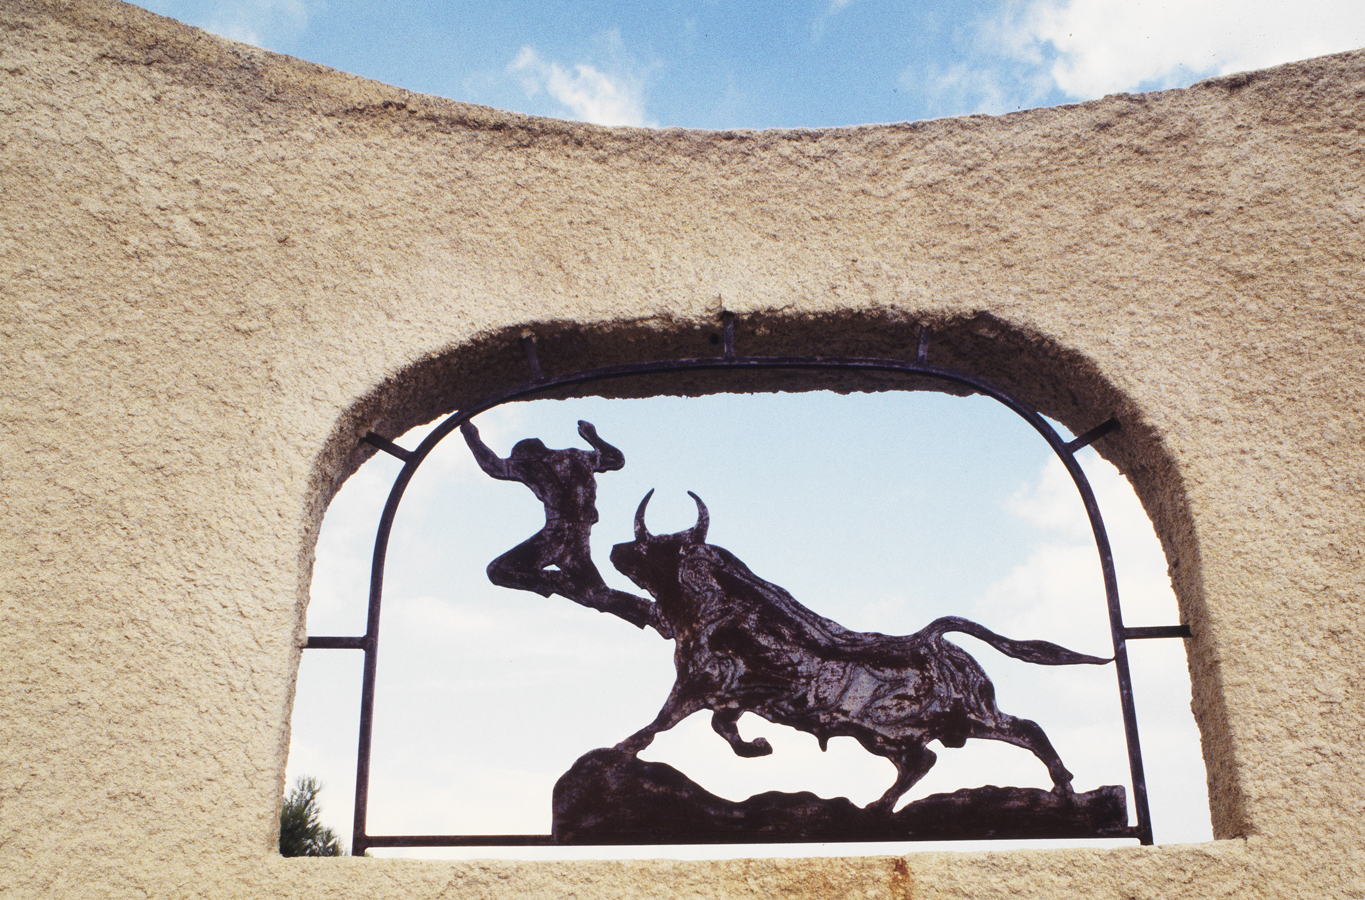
[1004,0,1365,98]
[508,33,655,127]
[967,453,1212,841]
[201,0,312,48]
[909,0,1365,117]
[812,0,858,42]
[1007,452,1095,540]
[898,62,1017,117]
[984,452,1184,639]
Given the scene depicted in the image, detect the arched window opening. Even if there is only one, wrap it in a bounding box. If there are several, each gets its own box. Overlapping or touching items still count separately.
[289,327,1212,859]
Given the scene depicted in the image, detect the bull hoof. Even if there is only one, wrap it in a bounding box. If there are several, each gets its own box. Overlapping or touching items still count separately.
[614,735,654,756]
[734,737,773,758]
[864,797,896,817]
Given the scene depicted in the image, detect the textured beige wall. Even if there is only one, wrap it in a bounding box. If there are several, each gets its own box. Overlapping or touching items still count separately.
[1,0,1362,896]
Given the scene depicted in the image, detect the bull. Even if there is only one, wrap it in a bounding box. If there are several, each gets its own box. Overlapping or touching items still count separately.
[609,491,1112,813]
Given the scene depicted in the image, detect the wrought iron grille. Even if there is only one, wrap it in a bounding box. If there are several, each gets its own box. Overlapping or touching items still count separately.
[303,317,1191,853]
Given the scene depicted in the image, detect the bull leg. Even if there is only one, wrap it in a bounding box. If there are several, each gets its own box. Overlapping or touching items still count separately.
[614,692,703,756]
[711,709,773,758]
[975,713,1074,795]
[866,743,937,815]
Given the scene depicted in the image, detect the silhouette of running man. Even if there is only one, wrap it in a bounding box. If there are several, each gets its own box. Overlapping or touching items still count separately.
[461,419,664,634]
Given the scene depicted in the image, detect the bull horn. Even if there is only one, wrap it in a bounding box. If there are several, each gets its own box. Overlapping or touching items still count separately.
[687,491,709,542]
[634,489,656,540]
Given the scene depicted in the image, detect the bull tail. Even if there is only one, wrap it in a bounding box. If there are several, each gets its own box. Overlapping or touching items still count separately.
[925,616,1112,666]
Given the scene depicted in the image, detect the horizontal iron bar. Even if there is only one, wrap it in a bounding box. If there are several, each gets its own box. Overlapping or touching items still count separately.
[1066,417,1121,453]
[1123,625,1192,640]
[359,827,1144,847]
[363,834,559,847]
[362,432,414,463]
[305,636,367,650]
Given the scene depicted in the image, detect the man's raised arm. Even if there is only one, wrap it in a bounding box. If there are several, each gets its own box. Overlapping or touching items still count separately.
[578,420,625,472]
[461,422,512,480]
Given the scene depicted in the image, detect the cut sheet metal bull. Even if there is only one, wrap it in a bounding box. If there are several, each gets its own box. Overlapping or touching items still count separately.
[609,491,1113,813]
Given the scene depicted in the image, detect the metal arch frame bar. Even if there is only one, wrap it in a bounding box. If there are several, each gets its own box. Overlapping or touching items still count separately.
[306,326,1189,853]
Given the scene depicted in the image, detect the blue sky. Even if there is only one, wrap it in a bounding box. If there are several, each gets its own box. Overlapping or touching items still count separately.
[135,0,1365,128]
[126,0,1365,858]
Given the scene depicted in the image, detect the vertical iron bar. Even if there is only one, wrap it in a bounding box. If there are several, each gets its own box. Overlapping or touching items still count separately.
[522,335,545,383]
[351,449,426,856]
[917,327,930,364]
[1057,444,1154,845]
[721,313,736,361]
[352,640,377,855]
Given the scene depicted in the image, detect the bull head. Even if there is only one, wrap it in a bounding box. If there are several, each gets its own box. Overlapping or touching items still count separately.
[612,490,710,626]
[633,489,708,543]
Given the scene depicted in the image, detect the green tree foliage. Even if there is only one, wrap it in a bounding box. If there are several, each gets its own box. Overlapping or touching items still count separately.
[279,776,346,857]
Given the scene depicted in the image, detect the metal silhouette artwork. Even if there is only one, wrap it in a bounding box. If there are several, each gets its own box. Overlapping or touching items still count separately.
[551,490,1124,843]
[463,419,1124,842]
[460,419,665,635]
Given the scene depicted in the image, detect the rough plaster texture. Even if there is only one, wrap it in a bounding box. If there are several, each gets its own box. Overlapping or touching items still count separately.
[1,0,1362,896]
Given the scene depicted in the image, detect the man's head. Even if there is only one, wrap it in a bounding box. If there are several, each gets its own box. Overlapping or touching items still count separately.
[510,438,549,460]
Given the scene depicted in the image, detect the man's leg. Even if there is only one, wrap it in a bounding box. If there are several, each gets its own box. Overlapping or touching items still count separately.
[487,527,663,634]
[486,531,561,597]
[557,537,657,630]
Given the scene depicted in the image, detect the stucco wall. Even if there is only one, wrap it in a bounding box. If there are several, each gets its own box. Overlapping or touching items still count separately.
[1,0,1362,896]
